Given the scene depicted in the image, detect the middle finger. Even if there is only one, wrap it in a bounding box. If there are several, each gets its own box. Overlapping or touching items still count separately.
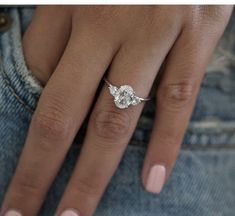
[56,31,178,216]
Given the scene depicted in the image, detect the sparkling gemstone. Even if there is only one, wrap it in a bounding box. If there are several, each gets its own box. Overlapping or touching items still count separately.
[131,96,141,105]
[108,85,118,96]
[114,85,135,109]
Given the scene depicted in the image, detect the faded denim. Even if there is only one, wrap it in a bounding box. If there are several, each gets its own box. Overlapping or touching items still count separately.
[0,7,235,216]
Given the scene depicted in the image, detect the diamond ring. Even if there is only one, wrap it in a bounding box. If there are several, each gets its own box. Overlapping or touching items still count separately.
[104,77,151,109]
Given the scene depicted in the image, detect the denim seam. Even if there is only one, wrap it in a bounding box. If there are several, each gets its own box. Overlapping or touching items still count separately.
[0,68,34,113]
[128,141,235,150]
[182,144,235,150]
[129,138,235,149]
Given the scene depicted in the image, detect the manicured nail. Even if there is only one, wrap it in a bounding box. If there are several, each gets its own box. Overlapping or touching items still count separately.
[145,164,166,194]
[4,210,22,216]
[60,209,79,216]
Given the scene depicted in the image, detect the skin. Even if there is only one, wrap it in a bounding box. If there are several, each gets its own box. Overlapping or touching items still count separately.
[0,5,233,216]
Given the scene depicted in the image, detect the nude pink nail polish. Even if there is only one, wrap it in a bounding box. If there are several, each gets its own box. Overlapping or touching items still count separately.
[4,210,22,216]
[60,209,79,216]
[145,164,166,194]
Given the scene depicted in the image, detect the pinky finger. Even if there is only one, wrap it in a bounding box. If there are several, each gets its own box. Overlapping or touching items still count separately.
[141,26,226,194]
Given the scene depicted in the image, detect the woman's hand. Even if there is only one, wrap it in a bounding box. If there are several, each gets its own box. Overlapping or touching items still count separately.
[1,6,233,216]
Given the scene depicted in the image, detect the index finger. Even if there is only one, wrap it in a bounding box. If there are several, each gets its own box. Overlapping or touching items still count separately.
[0,31,116,216]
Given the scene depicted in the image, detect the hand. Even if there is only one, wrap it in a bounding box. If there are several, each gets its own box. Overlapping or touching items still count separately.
[1,6,233,216]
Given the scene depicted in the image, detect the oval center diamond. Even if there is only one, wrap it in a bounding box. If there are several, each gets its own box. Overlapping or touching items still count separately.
[114,85,135,109]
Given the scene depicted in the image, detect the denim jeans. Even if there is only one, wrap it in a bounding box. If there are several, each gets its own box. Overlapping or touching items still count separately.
[0,7,235,216]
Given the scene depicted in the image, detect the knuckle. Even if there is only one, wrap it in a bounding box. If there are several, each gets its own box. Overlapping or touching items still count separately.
[185,6,232,35]
[32,108,71,141]
[92,109,131,141]
[157,82,194,111]
[13,172,43,197]
[73,176,101,198]
[198,5,232,22]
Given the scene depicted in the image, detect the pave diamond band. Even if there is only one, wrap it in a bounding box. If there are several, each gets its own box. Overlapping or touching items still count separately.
[104,77,151,109]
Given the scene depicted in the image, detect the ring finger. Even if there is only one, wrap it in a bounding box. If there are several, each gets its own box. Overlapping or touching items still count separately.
[55,31,178,216]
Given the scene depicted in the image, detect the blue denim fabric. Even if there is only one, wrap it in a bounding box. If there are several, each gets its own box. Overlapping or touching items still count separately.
[0,7,235,216]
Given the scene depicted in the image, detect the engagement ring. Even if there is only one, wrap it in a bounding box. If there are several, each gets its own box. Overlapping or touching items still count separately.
[104,77,150,109]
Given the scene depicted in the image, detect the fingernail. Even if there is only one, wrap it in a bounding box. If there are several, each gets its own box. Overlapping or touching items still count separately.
[60,209,79,216]
[145,164,166,194]
[4,210,22,216]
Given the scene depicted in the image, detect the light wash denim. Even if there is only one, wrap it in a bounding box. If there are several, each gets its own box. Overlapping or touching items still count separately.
[0,7,235,216]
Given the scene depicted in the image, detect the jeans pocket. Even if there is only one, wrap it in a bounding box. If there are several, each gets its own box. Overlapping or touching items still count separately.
[0,8,43,113]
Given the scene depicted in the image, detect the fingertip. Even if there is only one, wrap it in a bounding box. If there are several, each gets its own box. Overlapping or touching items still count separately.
[143,164,166,194]
[60,209,80,216]
[3,210,22,216]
